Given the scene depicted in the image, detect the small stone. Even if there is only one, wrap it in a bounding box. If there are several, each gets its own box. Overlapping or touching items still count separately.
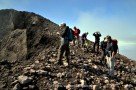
[11,80,19,86]
[92,85,98,90]
[53,54,57,57]
[30,64,35,68]
[103,76,108,79]
[49,58,56,62]
[46,65,51,68]
[36,70,47,75]
[13,83,21,90]
[18,75,32,85]
[104,80,109,84]
[53,81,59,90]
[35,60,39,64]
[23,67,31,71]
[88,59,92,62]
[63,62,68,66]
[90,76,95,78]
[29,85,35,89]
[0,83,6,88]
[110,80,115,84]
[66,83,71,90]
[57,73,62,78]
[53,81,58,85]
[80,79,85,86]
[93,65,98,69]
[22,87,28,90]
[29,69,36,74]
[41,55,45,60]
[110,84,116,90]
[124,84,133,89]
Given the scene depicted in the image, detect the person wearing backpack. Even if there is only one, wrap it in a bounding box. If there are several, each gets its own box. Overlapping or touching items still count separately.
[57,23,74,65]
[93,31,101,54]
[81,32,88,47]
[73,26,80,47]
[105,35,119,76]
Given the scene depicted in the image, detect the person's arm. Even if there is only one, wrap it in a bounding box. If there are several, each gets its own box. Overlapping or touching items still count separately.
[62,26,68,37]
[85,34,88,40]
[99,33,101,37]
[112,51,116,58]
[93,33,95,36]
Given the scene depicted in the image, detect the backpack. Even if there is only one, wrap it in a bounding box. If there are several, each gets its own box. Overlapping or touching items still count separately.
[101,41,107,50]
[112,39,118,46]
[77,29,80,34]
[67,28,74,41]
[111,39,118,53]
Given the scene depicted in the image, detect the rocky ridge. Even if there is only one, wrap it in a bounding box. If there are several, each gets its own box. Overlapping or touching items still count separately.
[0,9,135,90]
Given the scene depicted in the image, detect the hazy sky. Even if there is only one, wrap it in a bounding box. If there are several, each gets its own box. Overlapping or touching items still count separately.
[0,0,136,60]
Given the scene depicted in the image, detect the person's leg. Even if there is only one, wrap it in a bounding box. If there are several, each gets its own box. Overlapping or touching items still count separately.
[96,42,99,53]
[103,51,107,64]
[75,38,78,46]
[79,37,82,47]
[101,50,105,64]
[58,45,65,65]
[65,45,70,65]
[93,42,96,52]
[82,39,85,47]
[106,56,110,68]
[73,37,76,46]
[106,55,113,76]
[77,37,80,47]
[110,57,115,76]
[108,56,115,76]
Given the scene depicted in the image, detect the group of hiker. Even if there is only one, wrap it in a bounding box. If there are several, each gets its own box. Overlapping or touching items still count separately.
[57,23,119,77]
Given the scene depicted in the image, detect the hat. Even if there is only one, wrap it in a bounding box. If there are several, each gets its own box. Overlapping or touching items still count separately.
[106,35,111,40]
[74,26,76,29]
[60,23,66,27]
[96,31,100,33]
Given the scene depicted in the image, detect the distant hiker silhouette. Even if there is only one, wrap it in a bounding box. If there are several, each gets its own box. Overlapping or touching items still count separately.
[57,23,74,65]
[93,31,101,54]
[81,32,88,48]
[73,26,80,47]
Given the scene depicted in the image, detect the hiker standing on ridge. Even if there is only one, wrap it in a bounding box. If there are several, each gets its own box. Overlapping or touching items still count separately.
[73,26,80,47]
[57,23,74,65]
[81,32,88,47]
[105,35,119,76]
[93,31,101,54]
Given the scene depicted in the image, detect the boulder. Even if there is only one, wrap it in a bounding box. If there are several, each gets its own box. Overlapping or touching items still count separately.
[18,75,32,85]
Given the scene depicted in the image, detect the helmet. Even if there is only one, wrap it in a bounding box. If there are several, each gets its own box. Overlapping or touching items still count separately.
[106,35,111,39]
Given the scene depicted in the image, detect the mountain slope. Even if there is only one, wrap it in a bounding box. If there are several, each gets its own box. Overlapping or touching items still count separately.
[0,9,135,90]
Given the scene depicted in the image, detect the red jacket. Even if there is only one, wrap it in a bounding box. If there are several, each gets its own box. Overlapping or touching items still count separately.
[73,29,80,38]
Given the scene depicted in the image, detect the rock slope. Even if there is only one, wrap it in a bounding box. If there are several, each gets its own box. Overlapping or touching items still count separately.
[0,9,135,90]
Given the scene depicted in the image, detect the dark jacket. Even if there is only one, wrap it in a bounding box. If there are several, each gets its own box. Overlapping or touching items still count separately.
[60,26,70,45]
[100,41,107,50]
[82,33,87,40]
[106,42,118,56]
[93,32,101,42]
[61,26,69,38]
